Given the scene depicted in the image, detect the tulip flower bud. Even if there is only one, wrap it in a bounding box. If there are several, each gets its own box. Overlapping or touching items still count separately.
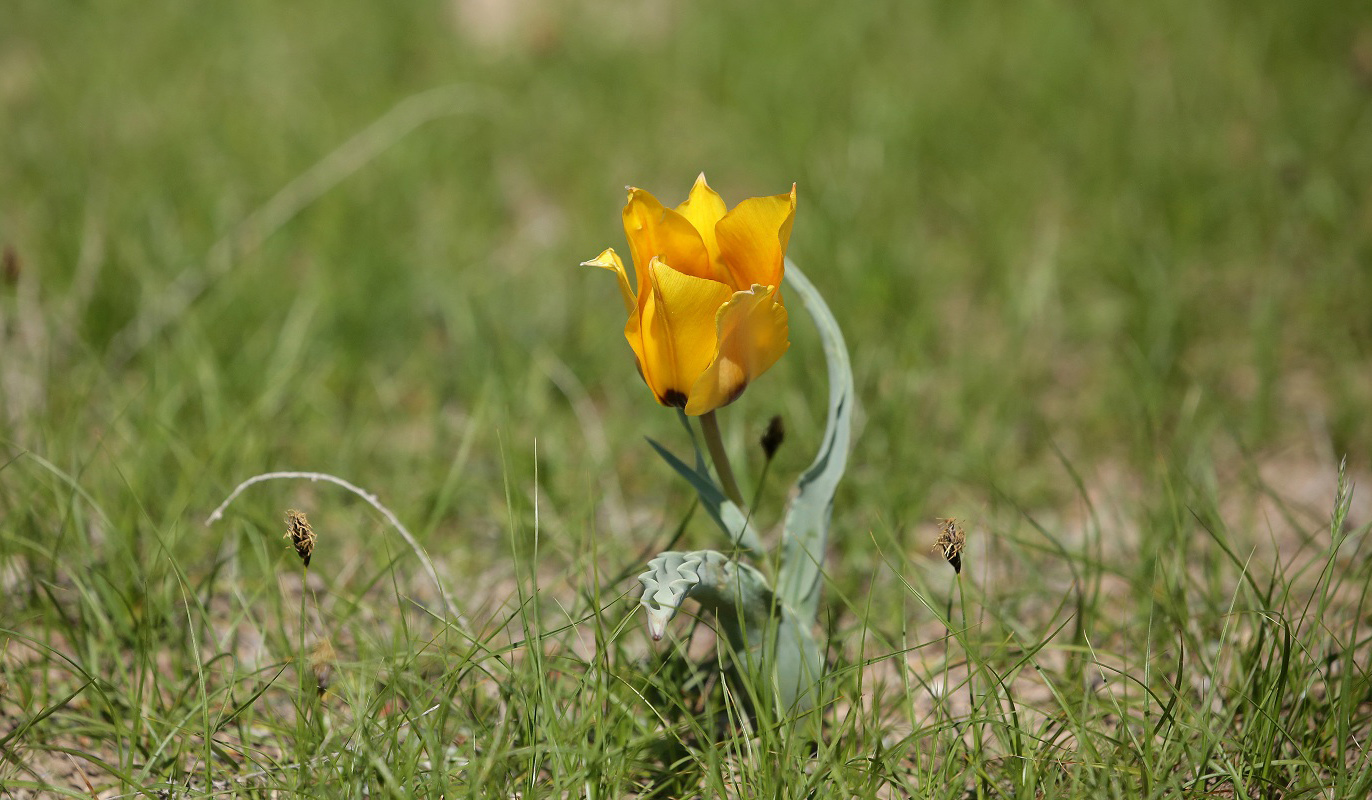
[583,174,796,415]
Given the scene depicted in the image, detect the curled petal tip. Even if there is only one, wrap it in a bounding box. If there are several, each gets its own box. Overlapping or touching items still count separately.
[579,248,616,269]
[583,248,636,312]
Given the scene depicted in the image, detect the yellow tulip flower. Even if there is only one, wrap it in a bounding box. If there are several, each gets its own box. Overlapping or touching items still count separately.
[583,174,797,416]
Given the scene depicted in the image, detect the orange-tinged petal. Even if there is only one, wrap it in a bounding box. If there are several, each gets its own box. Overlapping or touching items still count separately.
[685,284,790,415]
[581,248,635,313]
[623,188,715,289]
[675,173,727,264]
[635,258,731,408]
[715,184,797,291]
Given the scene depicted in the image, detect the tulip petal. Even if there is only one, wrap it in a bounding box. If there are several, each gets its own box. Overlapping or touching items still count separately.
[623,188,715,289]
[685,284,790,415]
[715,184,797,291]
[633,258,732,408]
[581,248,635,313]
[675,173,728,265]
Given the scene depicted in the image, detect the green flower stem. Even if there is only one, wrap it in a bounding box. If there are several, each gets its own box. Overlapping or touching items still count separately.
[699,410,745,508]
[297,565,309,782]
[748,455,774,520]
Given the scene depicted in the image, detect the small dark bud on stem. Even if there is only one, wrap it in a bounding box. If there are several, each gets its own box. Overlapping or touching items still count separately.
[2,246,19,286]
[760,415,785,459]
[285,509,316,568]
[934,518,966,574]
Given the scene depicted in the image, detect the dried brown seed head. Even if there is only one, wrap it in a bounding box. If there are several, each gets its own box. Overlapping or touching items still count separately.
[284,509,316,568]
[934,518,966,574]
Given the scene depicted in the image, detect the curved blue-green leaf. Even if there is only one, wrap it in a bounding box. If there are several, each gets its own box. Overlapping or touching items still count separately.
[638,549,823,713]
[769,608,824,714]
[638,550,772,640]
[775,258,854,622]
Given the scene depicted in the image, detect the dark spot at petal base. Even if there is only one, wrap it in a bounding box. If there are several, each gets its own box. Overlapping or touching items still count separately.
[661,390,688,408]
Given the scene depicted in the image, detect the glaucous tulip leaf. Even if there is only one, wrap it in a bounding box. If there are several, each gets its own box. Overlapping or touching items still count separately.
[775,258,854,622]
[637,549,823,712]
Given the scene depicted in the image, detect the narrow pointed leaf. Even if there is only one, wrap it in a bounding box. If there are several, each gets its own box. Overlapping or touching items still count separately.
[674,408,711,477]
[646,439,763,555]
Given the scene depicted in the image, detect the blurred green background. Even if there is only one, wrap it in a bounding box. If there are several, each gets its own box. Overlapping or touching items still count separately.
[3,3,1372,793]
[3,0,1369,572]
